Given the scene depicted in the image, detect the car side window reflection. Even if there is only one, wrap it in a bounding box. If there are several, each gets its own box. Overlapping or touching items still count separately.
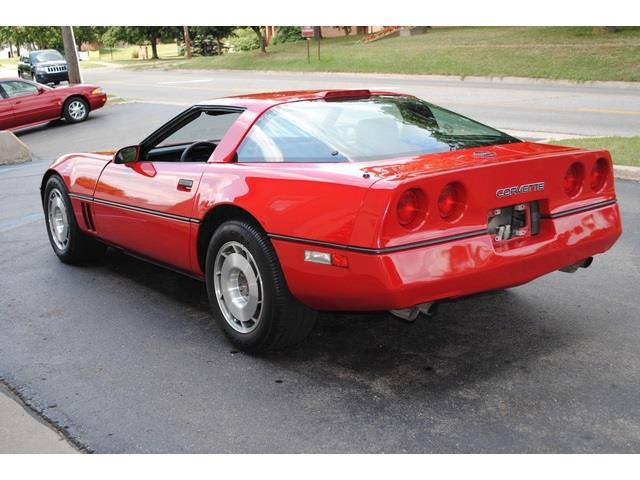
[2,81,38,98]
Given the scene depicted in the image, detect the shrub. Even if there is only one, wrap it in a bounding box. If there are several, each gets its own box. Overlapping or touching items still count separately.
[229,28,260,52]
[272,26,302,45]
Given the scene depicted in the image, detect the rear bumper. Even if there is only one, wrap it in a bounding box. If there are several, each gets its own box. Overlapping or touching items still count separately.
[272,202,622,311]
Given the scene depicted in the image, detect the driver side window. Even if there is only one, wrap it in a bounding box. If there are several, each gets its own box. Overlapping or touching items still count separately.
[158,110,241,148]
[145,108,242,163]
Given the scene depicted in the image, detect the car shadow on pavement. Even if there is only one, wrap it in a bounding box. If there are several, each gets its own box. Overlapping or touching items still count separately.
[100,248,574,398]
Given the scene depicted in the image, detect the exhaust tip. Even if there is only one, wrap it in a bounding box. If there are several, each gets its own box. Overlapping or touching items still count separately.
[390,302,437,322]
[560,257,593,273]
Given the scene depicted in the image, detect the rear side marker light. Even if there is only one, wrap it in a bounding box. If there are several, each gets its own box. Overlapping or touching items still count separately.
[564,162,584,197]
[304,250,349,268]
[590,158,609,192]
[330,254,349,268]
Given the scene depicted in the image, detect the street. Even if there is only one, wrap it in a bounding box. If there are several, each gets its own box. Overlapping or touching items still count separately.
[1,68,640,453]
[79,67,640,138]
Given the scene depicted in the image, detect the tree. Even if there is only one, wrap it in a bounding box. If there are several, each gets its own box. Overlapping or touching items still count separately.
[183,26,192,59]
[0,26,65,54]
[249,26,267,53]
[189,26,235,55]
[104,26,180,59]
[73,26,106,51]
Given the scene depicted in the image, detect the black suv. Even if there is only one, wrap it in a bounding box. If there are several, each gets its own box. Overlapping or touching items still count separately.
[18,49,69,85]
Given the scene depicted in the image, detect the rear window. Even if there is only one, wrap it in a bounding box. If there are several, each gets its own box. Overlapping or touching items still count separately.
[236,95,519,163]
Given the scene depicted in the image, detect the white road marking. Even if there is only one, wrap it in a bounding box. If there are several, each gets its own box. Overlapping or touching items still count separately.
[157,79,215,85]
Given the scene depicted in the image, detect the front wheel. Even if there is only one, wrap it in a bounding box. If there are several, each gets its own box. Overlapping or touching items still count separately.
[63,97,89,123]
[205,220,317,352]
[43,175,106,264]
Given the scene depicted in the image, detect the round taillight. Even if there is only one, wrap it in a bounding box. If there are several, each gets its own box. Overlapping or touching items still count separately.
[438,182,466,221]
[590,158,609,192]
[397,189,421,227]
[564,162,584,198]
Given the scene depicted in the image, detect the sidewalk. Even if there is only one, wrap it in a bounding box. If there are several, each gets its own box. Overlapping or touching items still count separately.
[0,384,78,454]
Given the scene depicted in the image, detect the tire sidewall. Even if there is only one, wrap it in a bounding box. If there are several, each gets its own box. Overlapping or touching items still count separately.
[205,221,279,351]
[43,175,78,261]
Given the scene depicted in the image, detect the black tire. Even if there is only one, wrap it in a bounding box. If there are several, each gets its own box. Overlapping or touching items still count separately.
[205,219,317,353]
[62,97,89,123]
[43,175,106,264]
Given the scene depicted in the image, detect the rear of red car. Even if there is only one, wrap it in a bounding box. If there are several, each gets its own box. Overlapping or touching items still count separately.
[277,144,621,311]
[263,93,622,312]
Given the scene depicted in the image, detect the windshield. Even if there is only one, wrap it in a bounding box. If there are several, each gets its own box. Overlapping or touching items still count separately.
[236,96,520,163]
[31,50,64,63]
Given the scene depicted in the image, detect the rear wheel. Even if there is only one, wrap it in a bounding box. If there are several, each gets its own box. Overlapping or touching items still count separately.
[43,175,106,264]
[205,219,317,352]
[63,97,89,123]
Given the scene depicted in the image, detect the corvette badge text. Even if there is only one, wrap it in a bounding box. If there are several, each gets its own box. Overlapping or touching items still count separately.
[496,182,545,198]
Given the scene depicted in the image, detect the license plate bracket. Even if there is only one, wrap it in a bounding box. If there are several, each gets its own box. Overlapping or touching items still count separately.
[488,201,540,241]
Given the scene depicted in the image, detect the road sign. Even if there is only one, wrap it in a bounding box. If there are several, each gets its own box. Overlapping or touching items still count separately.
[301,26,314,38]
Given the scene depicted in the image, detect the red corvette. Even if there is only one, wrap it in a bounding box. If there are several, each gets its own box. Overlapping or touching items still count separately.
[40,90,622,351]
[0,78,107,131]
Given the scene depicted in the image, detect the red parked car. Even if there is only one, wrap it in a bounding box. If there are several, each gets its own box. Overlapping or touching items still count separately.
[40,90,622,352]
[0,78,107,131]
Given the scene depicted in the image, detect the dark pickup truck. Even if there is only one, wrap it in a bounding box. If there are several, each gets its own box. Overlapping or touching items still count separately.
[18,49,69,85]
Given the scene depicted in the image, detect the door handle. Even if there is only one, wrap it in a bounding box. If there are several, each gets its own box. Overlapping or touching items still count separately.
[177,178,193,191]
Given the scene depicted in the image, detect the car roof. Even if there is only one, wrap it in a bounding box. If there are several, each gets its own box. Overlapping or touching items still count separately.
[196,89,406,110]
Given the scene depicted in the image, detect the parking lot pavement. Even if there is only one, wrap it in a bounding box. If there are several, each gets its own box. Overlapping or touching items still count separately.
[1,102,640,453]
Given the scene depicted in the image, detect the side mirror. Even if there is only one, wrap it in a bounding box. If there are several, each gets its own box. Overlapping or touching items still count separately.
[115,145,140,164]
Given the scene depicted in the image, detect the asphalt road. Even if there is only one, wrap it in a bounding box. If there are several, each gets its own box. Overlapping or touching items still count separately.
[1,83,640,452]
[79,67,640,138]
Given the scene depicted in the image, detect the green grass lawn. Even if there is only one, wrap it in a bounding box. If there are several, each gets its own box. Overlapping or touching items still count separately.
[551,136,640,166]
[112,26,640,82]
[93,43,181,62]
[0,57,18,66]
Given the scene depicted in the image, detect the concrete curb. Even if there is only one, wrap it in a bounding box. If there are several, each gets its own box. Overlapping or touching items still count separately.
[0,131,32,165]
[614,165,640,182]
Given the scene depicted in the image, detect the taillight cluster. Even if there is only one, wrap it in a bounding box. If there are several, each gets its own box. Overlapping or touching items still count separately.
[564,158,609,197]
[396,182,467,229]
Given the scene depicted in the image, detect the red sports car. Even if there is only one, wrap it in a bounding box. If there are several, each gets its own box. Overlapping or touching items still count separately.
[0,78,107,131]
[40,90,622,352]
